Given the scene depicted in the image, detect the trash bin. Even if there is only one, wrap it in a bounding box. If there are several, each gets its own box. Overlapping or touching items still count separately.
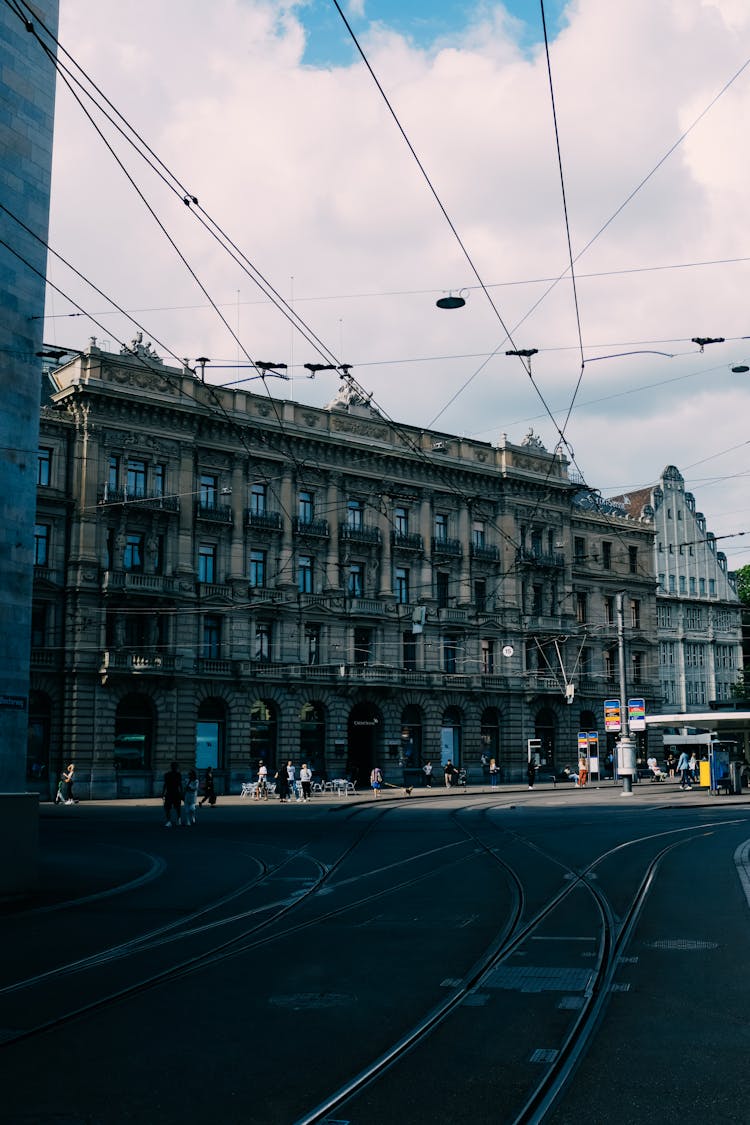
[699,760,711,787]
[730,761,743,794]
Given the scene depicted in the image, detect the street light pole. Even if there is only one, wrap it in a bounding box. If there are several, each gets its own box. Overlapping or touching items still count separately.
[617,591,636,795]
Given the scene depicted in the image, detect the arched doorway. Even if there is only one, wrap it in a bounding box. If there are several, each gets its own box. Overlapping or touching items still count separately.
[114,694,154,771]
[440,706,462,767]
[249,700,277,771]
[300,701,326,779]
[534,706,557,769]
[400,704,423,767]
[347,701,382,788]
[27,691,52,795]
[196,698,226,770]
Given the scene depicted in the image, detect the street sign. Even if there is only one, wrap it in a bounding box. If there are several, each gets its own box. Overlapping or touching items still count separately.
[604,699,621,732]
[628,698,646,731]
[577,732,589,754]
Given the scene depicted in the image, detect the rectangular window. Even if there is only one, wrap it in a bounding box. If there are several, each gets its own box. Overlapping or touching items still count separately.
[255,622,272,661]
[402,631,417,671]
[153,464,165,497]
[198,543,216,584]
[602,541,612,569]
[249,549,266,588]
[604,596,615,626]
[394,506,409,535]
[628,546,638,573]
[34,524,49,566]
[525,640,537,672]
[443,635,460,674]
[354,627,372,664]
[203,615,221,659]
[436,571,449,609]
[434,513,447,542]
[305,623,320,665]
[474,578,487,612]
[37,448,51,486]
[631,652,643,683]
[126,458,147,498]
[574,537,586,563]
[657,603,672,628]
[631,599,641,629]
[31,603,48,648]
[395,566,409,605]
[348,562,363,598]
[347,499,363,529]
[199,472,218,508]
[679,575,686,594]
[250,482,266,515]
[689,576,696,595]
[481,638,495,674]
[532,584,543,614]
[472,521,485,547]
[709,579,716,596]
[699,578,706,595]
[298,554,313,593]
[604,649,615,681]
[123,533,144,572]
[669,575,676,594]
[108,454,120,491]
[298,490,314,523]
[576,592,587,624]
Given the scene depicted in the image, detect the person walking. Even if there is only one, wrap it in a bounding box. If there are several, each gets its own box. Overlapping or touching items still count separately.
[527,759,537,789]
[677,749,692,789]
[370,766,383,796]
[422,760,433,788]
[198,766,216,807]
[299,762,312,802]
[489,758,499,787]
[162,761,183,827]
[444,761,456,788]
[182,768,199,825]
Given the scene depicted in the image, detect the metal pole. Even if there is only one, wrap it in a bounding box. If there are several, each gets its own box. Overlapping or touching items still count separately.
[617,591,635,795]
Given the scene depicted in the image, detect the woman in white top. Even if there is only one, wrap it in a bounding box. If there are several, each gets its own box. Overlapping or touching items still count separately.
[299,763,312,802]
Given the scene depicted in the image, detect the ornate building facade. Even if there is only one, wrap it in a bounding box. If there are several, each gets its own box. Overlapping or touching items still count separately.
[30,341,659,798]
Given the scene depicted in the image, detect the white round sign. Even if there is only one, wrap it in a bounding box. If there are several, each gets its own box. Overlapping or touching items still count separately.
[502,645,514,658]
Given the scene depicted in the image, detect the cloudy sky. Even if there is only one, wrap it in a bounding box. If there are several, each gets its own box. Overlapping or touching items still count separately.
[43,1,750,567]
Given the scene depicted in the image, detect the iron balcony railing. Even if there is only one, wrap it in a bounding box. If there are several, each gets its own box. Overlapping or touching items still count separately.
[293,517,330,538]
[392,531,424,551]
[340,524,382,545]
[431,537,463,557]
[98,487,179,512]
[245,510,283,531]
[195,502,233,524]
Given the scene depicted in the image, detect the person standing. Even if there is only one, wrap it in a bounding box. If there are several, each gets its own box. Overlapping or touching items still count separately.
[198,766,216,807]
[275,763,290,802]
[299,762,312,802]
[527,759,537,789]
[688,752,697,785]
[444,761,456,788]
[370,766,383,796]
[677,749,692,790]
[62,762,76,804]
[256,760,269,799]
[162,761,183,827]
[422,760,433,788]
[578,756,588,788]
[489,758,499,787]
[287,760,297,801]
[182,769,199,825]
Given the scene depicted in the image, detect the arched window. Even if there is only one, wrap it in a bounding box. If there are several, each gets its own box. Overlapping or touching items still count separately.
[400,704,423,766]
[300,702,326,777]
[196,698,226,770]
[114,694,154,770]
[441,706,462,766]
[249,700,277,770]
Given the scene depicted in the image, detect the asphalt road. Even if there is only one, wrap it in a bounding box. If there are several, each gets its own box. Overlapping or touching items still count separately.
[2,781,750,1125]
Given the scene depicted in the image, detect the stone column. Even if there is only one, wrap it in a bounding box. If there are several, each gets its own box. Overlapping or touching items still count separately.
[325,473,341,591]
[457,503,471,605]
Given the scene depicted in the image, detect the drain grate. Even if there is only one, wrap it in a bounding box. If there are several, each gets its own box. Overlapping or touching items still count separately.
[646,939,718,950]
[485,965,593,993]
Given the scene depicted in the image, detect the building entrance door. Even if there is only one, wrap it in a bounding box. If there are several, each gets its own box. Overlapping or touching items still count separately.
[347,702,382,789]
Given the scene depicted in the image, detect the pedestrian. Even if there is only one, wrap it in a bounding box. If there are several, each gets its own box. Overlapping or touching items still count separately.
[370,766,383,796]
[527,759,536,789]
[422,760,433,788]
[162,761,182,827]
[287,759,297,801]
[578,756,588,788]
[182,768,198,825]
[677,749,692,790]
[444,761,456,788]
[256,760,269,799]
[667,752,677,778]
[299,762,312,801]
[489,757,499,787]
[198,766,216,807]
[275,763,290,802]
[61,762,76,804]
[688,752,697,785]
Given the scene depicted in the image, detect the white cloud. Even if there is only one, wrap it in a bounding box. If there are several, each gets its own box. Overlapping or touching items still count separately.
[45,0,750,562]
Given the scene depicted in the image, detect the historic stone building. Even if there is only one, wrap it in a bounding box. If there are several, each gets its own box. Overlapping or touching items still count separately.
[30,340,659,798]
[614,466,743,713]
